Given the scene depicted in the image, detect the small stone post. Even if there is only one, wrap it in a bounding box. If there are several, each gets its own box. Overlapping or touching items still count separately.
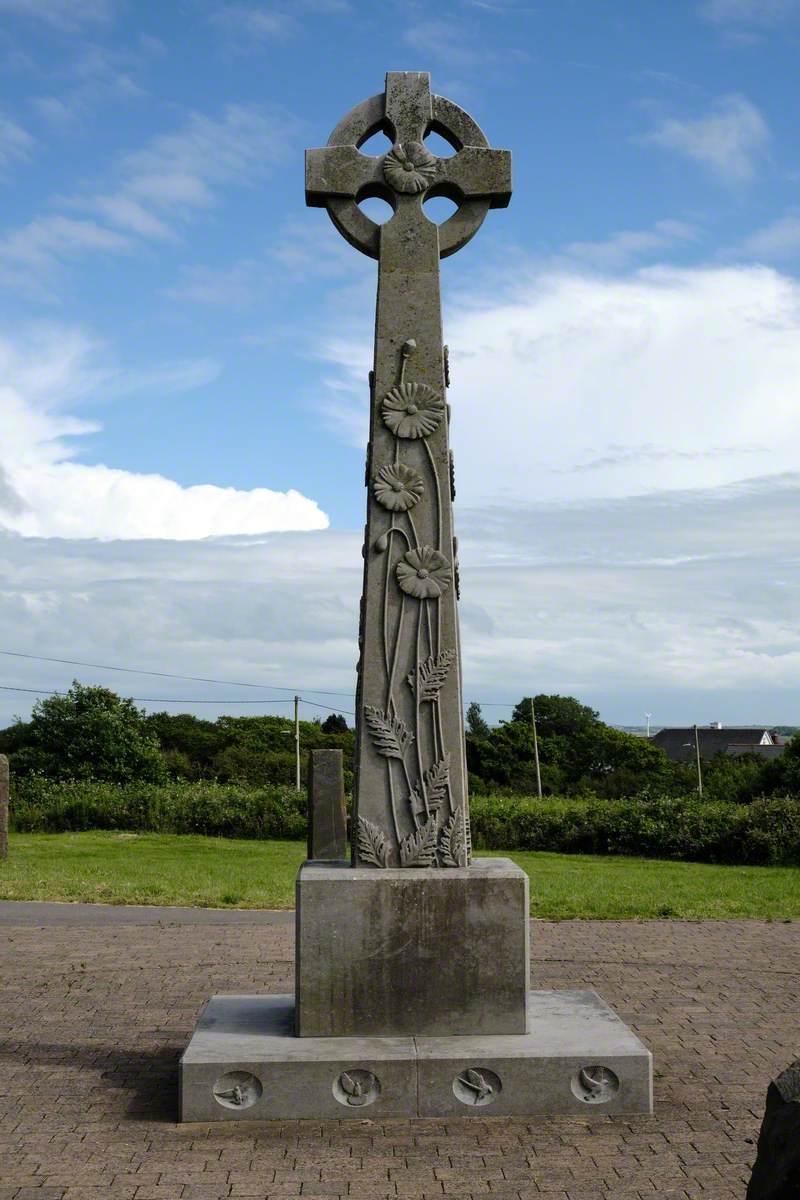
[0,754,9,861]
[307,749,347,861]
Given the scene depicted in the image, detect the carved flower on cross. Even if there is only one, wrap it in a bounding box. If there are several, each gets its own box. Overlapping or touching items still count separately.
[396,546,452,600]
[383,142,437,194]
[382,382,444,439]
[373,462,424,512]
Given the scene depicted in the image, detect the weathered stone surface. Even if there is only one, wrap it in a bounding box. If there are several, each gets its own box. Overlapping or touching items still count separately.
[0,754,8,861]
[294,857,529,1037]
[180,994,417,1121]
[415,989,653,1117]
[307,749,347,861]
[746,1059,800,1199]
[306,72,511,868]
[179,990,652,1122]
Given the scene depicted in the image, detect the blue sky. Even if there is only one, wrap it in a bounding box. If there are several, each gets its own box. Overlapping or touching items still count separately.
[2,0,800,729]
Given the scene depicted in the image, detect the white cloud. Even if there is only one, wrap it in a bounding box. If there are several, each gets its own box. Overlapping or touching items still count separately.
[700,0,800,24]
[94,103,297,229]
[320,263,800,506]
[0,325,329,540]
[0,214,131,271]
[0,112,34,171]
[0,104,298,286]
[643,94,769,182]
[4,264,800,725]
[564,219,698,268]
[741,212,800,260]
[402,21,480,68]
[212,5,297,41]
[30,41,154,130]
[0,0,113,27]
[2,471,799,729]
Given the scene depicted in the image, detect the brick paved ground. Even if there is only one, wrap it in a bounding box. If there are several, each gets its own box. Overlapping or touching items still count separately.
[2,910,797,1200]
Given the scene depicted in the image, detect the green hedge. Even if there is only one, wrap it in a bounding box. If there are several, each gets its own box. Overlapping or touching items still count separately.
[9,777,307,840]
[470,792,800,865]
[9,778,800,866]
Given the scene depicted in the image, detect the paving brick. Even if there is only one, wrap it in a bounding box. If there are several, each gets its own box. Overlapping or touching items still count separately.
[3,917,792,1200]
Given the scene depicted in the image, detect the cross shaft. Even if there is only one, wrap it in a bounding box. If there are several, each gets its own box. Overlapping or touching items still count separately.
[306,73,511,868]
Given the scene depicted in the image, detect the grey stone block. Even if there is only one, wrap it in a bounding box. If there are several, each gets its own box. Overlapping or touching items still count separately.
[179,990,652,1122]
[307,749,348,861]
[295,857,530,1037]
[415,989,653,1117]
[180,994,417,1121]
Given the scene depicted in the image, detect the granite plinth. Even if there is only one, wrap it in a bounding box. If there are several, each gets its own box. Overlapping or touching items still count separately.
[295,857,530,1037]
[179,991,653,1121]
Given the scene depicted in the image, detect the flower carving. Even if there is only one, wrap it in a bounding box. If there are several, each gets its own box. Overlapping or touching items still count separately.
[382,382,444,439]
[396,546,452,600]
[373,462,424,512]
[383,142,437,194]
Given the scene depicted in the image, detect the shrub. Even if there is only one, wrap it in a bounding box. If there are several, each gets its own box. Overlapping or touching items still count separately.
[10,779,800,866]
[469,791,800,865]
[9,777,308,840]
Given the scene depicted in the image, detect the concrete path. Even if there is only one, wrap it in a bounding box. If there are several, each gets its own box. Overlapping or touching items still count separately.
[2,915,788,1199]
[0,900,293,925]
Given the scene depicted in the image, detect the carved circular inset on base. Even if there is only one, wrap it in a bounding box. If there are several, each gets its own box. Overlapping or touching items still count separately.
[333,1068,381,1107]
[570,1064,620,1104]
[212,1070,262,1110]
[452,1067,501,1106]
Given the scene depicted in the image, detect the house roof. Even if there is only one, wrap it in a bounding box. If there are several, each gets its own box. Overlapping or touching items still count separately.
[651,727,777,763]
[725,743,785,760]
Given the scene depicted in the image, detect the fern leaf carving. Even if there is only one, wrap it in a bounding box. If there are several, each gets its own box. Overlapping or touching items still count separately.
[440,806,467,868]
[407,649,456,702]
[363,706,413,758]
[399,817,438,867]
[423,753,451,811]
[357,816,390,867]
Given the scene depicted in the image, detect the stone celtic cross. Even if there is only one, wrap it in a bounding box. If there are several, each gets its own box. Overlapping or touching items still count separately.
[306,72,511,869]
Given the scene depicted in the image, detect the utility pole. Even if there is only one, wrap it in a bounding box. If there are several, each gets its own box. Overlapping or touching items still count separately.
[530,699,542,800]
[693,723,703,797]
[294,695,301,792]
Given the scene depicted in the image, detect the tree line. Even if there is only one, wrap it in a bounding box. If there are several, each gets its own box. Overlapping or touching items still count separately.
[1,681,797,802]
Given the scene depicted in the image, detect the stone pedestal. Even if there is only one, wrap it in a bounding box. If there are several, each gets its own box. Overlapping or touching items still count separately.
[180,991,652,1121]
[179,857,653,1121]
[295,858,529,1036]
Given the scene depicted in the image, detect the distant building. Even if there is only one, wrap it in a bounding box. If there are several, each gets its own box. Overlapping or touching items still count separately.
[650,724,785,764]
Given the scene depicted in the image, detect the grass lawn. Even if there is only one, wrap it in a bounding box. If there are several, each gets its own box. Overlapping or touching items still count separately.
[1,831,799,919]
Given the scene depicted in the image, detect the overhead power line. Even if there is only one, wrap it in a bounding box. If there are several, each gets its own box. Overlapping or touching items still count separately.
[0,649,518,714]
[0,649,356,698]
[0,683,357,717]
[0,685,289,704]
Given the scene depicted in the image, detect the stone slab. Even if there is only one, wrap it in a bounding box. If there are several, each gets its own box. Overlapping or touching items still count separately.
[295,857,530,1037]
[179,990,652,1121]
[180,994,417,1121]
[307,749,348,861]
[0,900,294,925]
[415,988,653,1117]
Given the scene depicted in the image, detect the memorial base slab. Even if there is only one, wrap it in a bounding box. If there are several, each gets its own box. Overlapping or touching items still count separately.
[179,991,652,1121]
